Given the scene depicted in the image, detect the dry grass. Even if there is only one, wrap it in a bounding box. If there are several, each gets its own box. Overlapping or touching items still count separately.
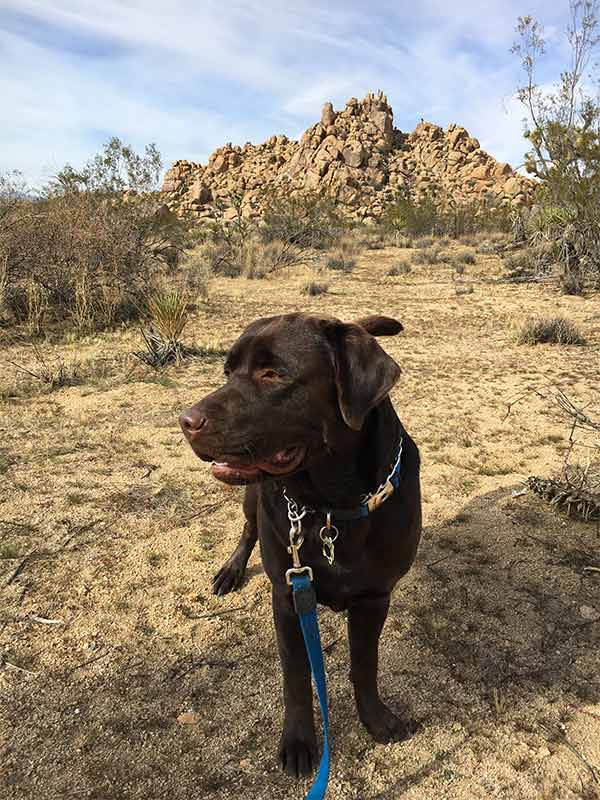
[302,281,329,296]
[1,236,598,800]
[514,316,586,346]
[325,236,361,272]
[386,261,412,276]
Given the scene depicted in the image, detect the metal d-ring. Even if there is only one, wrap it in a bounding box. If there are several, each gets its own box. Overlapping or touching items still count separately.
[319,512,339,566]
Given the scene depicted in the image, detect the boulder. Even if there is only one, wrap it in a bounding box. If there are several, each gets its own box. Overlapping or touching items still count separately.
[342,141,365,168]
[190,181,211,205]
[321,102,337,127]
[503,176,523,197]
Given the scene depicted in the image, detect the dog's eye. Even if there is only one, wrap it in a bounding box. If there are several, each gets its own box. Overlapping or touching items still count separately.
[257,368,283,382]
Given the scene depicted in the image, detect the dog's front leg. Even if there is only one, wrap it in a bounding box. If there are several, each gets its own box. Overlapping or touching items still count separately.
[348,592,411,743]
[272,585,317,777]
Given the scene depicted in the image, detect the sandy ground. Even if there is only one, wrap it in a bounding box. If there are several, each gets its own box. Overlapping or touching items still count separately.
[1,240,599,799]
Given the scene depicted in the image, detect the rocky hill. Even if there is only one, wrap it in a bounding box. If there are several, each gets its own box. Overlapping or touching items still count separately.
[161,91,533,223]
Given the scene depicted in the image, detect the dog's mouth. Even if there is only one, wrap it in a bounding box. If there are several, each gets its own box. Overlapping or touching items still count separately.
[208,446,307,485]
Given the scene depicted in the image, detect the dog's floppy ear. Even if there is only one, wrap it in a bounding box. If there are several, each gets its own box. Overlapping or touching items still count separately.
[324,321,401,430]
[355,315,403,337]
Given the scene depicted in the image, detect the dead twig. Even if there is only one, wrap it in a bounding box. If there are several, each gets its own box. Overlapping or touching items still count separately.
[425,555,453,568]
[0,519,36,531]
[556,723,600,785]
[180,604,246,620]
[185,498,229,521]
[323,636,342,655]
[168,656,239,681]
[3,659,37,675]
[59,517,115,549]
[67,648,111,675]
[30,615,64,625]
[5,549,37,586]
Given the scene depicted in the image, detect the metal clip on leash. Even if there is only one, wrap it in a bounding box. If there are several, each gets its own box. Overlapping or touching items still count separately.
[284,488,313,584]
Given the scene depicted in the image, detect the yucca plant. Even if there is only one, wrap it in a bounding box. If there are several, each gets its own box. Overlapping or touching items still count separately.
[135,290,194,368]
[147,290,189,341]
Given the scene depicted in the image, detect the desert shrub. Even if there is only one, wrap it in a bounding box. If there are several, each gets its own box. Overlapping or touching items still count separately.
[454,251,476,266]
[357,226,394,250]
[381,185,511,239]
[511,4,600,289]
[325,237,359,272]
[205,189,345,278]
[412,247,445,266]
[302,281,329,296]
[507,386,599,524]
[0,139,187,333]
[179,251,212,300]
[134,290,196,369]
[386,261,412,276]
[503,241,556,282]
[8,344,82,390]
[260,188,347,251]
[514,316,586,345]
[414,236,434,249]
[326,255,356,272]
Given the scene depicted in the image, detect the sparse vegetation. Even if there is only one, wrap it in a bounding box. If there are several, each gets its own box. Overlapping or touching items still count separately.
[453,251,476,267]
[133,289,199,368]
[325,237,360,272]
[8,344,82,390]
[381,185,511,239]
[302,281,329,296]
[201,188,349,279]
[412,247,446,266]
[514,316,586,345]
[511,1,600,291]
[0,139,187,334]
[386,261,412,276]
[455,283,474,296]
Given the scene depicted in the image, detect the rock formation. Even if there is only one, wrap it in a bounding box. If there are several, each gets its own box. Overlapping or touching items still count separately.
[161,91,533,223]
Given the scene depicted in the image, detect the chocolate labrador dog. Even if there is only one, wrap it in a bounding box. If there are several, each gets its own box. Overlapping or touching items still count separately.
[180,312,421,778]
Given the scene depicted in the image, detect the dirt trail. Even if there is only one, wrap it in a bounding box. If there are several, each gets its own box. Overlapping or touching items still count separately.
[1,244,599,799]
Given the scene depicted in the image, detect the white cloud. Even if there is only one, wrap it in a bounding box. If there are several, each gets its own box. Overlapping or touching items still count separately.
[0,0,574,186]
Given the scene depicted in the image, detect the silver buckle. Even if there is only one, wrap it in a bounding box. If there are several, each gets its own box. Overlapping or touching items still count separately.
[285,566,314,585]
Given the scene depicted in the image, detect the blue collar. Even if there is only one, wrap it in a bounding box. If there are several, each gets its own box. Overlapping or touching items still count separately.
[285,438,404,525]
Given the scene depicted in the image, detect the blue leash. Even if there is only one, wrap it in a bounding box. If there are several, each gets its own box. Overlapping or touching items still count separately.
[283,439,404,799]
[290,573,330,800]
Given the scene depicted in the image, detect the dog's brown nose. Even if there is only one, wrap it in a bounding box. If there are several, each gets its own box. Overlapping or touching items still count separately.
[179,407,208,436]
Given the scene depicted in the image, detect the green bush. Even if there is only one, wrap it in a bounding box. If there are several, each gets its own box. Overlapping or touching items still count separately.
[381,186,511,239]
[511,4,600,289]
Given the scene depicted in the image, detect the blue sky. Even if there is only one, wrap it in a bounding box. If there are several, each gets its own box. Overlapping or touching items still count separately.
[1,1,573,188]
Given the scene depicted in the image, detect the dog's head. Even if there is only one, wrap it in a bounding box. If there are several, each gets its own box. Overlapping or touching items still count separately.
[179,313,403,485]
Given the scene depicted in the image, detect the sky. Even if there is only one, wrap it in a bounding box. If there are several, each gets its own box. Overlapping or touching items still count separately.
[0,0,576,189]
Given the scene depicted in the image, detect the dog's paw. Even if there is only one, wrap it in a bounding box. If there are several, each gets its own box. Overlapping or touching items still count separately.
[278,730,318,778]
[212,559,245,596]
[360,703,415,744]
